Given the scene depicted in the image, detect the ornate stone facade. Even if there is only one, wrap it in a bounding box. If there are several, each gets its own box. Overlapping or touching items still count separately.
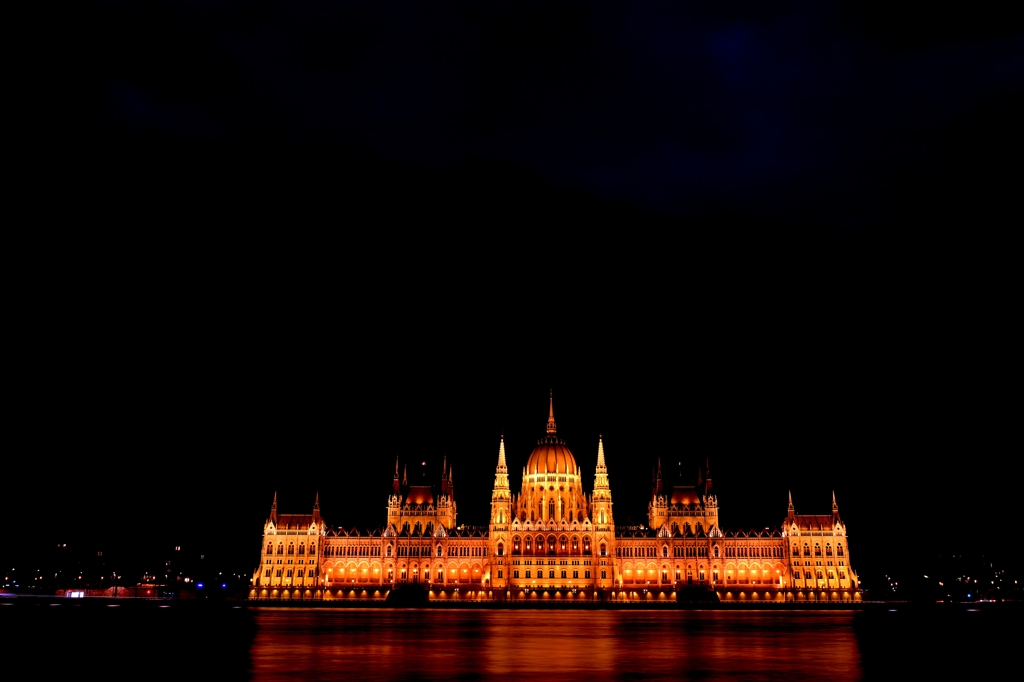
[250,394,860,602]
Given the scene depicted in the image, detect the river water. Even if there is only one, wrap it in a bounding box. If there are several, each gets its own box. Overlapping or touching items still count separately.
[6,601,1014,681]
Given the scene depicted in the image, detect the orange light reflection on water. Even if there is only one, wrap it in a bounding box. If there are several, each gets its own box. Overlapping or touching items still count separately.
[248,609,861,681]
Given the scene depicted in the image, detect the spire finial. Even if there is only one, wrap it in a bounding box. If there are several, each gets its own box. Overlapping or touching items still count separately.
[272,491,277,508]
[498,433,507,468]
[788,490,794,508]
[546,388,557,434]
[314,492,320,509]
[832,491,838,509]
[596,434,607,469]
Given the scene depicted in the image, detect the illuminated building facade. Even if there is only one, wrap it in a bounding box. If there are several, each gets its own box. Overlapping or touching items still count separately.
[251,395,860,602]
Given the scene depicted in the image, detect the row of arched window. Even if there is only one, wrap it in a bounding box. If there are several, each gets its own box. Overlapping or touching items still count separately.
[322,545,380,557]
[724,546,784,558]
[793,542,845,557]
[510,535,599,555]
[267,542,317,556]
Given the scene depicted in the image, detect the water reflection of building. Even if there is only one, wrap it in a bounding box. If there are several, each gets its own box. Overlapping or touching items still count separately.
[250,393,860,603]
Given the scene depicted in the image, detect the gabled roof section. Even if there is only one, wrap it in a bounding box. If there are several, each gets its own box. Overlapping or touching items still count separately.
[277,513,314,529]
[793,514,834,531]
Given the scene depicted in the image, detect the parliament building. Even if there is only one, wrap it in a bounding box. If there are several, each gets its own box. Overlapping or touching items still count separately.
[250,395,860,603]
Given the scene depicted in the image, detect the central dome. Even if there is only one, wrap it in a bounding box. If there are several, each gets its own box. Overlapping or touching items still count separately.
[526,436,579,475]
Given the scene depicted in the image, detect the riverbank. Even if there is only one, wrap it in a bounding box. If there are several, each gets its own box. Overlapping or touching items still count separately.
[3,593,1019,613]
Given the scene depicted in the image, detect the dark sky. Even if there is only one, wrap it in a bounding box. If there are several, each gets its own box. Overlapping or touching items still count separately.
[14,1,1022,584]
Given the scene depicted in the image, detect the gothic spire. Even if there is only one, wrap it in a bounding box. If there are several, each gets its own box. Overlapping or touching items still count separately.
[546,388,557,434]
[492,434,510,499]
[596,434,606,470]
[270,491,278,525]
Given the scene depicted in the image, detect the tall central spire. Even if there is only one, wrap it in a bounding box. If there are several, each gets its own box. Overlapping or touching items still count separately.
[546,388,557,434]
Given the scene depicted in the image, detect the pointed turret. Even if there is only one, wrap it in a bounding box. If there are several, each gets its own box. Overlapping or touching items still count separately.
[704,457,712,494]
[591,434,615,586]
[787,490,795,524]
[313,492,321,524]
[402,463,408,487]
[592,435,612,509]
[393,456,401,495]
[832,491,839,523]
[447,464,454,502]
[546,388,557,434]
[491,434,511,519]
[654,457,664,499]
[270,491,278,525]
[441,455,449,497]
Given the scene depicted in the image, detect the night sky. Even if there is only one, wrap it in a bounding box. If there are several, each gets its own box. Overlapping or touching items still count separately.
[13,2,1021,586]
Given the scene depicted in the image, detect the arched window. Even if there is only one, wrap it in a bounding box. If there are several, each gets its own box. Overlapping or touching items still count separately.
[600,543,607,557]
[310,544,316,555]
[825,543,833,556]
[803,543,810,556]
[386,544,393,557]
[547,536,556,554]
[437,544,443,557]
[572,536,579,551]
[662,545,669,558]
[266,543,273,555]
[298,544,305,555]
[837,543,845,556]
[513,536,522,554]
[287,543,294,555]
[814,543,821,557]
[525,537,532,552]
[583,538,591,554]
[714,545,720,558]
[497,542,504,556]
[548,499,555,520]
[560,536,567,551]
